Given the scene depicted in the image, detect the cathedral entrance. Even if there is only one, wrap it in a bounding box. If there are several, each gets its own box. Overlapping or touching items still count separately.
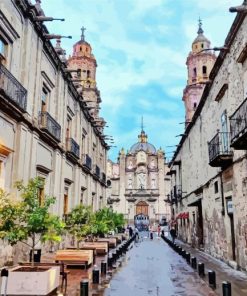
[136,201,148,216]
[135,201,149,231]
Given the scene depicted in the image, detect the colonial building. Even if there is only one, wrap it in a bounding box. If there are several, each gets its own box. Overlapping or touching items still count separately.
[0,0,108,221]
[107,128,170,226]
[169,10,247,271]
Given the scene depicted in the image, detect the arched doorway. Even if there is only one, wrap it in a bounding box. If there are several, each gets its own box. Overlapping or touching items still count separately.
[135,201,149,231]
[136,201,148,216]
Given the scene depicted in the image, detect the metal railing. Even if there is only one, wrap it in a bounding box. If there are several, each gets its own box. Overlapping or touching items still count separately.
[39,111,61,141]
[230,98,247,143]
[208,131,232,163]
[83,154,92,170]
[66,138,80,158]
[0,63,27,111]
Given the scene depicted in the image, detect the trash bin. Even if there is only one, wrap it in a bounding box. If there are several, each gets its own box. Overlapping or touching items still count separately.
[29,249,41,263]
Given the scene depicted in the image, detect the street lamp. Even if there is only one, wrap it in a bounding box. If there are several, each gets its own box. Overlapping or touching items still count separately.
[43,34,72,40]
[229,0,247,13]
[198,46,229,54]
[34,16,65,22]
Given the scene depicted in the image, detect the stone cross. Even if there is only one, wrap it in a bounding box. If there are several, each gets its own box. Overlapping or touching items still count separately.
[81,26,86,41]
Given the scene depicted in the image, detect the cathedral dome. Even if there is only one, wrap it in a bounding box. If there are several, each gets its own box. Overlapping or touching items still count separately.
[129,142,156,154]
[129,129,156,154]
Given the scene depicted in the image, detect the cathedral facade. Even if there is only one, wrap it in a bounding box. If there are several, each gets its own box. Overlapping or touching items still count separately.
[107,129,170,226]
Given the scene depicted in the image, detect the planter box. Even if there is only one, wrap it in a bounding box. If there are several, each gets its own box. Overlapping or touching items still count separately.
[7,265,60,295]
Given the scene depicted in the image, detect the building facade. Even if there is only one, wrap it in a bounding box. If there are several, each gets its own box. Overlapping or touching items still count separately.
[107,129,170,227]
[170,11,247,270]
[0,0,108,265]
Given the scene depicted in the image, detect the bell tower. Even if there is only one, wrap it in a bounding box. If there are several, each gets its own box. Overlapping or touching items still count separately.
[67,27,103,123]
[183,19,216,125]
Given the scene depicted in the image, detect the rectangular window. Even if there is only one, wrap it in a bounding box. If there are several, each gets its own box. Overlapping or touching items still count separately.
[38,184,45,206]
[41,85,49,112]
[214,181,219,194]
[64,187,69,215]
[0,160,4,189]
[0,38,6,59]
[66,115,72,139]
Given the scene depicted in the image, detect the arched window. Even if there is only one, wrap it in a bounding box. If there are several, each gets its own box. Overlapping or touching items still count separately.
[202,65,207,75]
[87,70,90,78]
[201,43,204,48]
[80,46,82,51]
[193,102,197,110]
[193,67,197,77]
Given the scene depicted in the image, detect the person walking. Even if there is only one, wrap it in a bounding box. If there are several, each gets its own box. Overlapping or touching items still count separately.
[157,225,161,237]
[170,227,177,243]
[129,226,133,237]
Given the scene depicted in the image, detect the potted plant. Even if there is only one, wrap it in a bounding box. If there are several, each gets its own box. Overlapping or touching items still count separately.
[0,178,65,295]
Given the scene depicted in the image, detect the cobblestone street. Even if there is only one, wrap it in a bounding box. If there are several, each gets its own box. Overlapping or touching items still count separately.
[104,233,216,296]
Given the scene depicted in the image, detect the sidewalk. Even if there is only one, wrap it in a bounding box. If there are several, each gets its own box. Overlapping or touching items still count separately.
[169,237,247,296]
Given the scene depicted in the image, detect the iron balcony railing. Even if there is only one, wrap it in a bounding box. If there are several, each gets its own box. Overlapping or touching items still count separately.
[229,98,247,148]
[83,154,92,170]
[0,63,27,111]
[66,138,80,159]
[95,165,100,178]
[39,111,61,142]
[208,131,232,166]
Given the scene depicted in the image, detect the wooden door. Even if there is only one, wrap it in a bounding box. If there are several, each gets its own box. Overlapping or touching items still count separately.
[136,201,148,216]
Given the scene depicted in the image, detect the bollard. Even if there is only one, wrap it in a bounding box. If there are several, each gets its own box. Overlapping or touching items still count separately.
[208,270,216,289]
[198,262,205,277]
[108,254,113,268]
[80,279,89,296]
[181,249,186,258]
[1,268,9,296]
[222,281,231,296]
[101,261,107,275]
[191,257,197,269]
[92,265,100,284]
[150,232,153,240]
[186,252,190,264]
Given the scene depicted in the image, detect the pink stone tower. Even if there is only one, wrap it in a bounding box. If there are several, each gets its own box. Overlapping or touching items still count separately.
[183,19,216,125]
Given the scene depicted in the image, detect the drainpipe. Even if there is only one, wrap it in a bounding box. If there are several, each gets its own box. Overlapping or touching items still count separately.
[220,171,225,216]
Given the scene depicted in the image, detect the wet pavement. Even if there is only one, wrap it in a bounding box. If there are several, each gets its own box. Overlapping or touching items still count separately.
[104,232,216,296]
[176,239,247,296]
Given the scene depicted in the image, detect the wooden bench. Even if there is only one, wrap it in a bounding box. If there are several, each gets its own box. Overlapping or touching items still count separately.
[18,262,70,290]
[55,249,94,269]
[68,242,108,255]
[97,237,117,248]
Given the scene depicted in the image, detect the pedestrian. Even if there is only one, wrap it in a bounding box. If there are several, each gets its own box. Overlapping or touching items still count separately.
[129,226,133,237]
[157,225,161,237]
[170,227,176,243]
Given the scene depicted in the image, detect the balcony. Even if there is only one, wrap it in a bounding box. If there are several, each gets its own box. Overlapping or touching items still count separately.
[66,138,80,159]
[83,154,92,170]
[94,165,100,179]
[208,132,233,167]
[230,98,247,149]
[0,64,27,111]
[39,111,61,142]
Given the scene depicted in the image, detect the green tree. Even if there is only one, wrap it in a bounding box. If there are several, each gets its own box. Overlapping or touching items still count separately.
[0,178,64,265]
[66,204,94,248]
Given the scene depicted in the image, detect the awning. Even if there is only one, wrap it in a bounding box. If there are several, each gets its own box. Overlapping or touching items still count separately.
[176,212,189,219]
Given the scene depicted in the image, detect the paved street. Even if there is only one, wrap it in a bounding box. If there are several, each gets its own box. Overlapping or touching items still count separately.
[104,233,216,296]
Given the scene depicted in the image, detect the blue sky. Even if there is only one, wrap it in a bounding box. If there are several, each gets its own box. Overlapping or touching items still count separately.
[41,0,240,161]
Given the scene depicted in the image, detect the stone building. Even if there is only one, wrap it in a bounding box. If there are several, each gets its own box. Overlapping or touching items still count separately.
[106,128,170,226]
[169,9,247,270]
[0,0,109,265]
